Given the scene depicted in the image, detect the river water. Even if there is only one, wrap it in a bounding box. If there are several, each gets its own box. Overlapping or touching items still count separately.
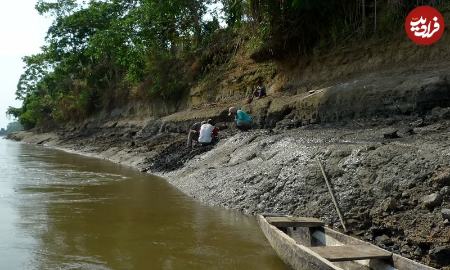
[0,139,286,270]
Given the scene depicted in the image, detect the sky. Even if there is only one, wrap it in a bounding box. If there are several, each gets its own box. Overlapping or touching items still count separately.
[0,1,52,129]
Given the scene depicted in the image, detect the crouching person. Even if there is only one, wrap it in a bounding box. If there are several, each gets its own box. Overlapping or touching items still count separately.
[198,119,219,146]
[228,107,252,131]
[186,121,201,148]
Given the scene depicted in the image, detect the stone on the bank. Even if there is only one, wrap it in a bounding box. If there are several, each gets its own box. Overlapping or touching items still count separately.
[410,118,425,127]
[398,127,415,137]
[381,197,398,212]
[383,129,400,139]
[401,244,413,254]
[440,186,450,196]
[429,245,450,266]
[375,234,391,245]
[414,247,423,256]
[421,193,442,209]
[432,168,450,187]
[431,107,450,120]
[441,209,450,220]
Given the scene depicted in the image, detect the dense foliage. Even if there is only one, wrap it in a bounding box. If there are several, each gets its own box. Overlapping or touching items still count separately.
[9,0,447,129]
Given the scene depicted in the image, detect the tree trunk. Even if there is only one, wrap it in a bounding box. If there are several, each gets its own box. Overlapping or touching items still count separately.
[362,0,366,34]
[374,0,377,33]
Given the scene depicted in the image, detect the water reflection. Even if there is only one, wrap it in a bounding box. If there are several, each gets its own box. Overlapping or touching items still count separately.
[0,139,286,269]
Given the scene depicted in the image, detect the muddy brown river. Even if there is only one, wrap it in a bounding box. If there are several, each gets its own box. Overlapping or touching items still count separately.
[0,139,286,269]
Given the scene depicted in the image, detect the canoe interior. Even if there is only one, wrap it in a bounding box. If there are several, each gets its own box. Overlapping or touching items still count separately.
[259,215,436,270]
[283,226,393,270]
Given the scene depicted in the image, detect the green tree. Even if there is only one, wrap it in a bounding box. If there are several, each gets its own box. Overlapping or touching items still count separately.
[10,0,219,129]
[223,0,244,27]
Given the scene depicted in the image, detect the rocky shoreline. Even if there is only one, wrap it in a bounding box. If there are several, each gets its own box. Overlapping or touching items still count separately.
[8,108,450,269]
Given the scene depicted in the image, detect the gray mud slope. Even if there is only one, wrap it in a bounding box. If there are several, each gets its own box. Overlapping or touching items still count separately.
[9,116,450,268]
[165,121,450,268]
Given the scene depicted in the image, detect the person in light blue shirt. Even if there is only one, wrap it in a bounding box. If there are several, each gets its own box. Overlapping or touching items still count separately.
[229,107,252,131]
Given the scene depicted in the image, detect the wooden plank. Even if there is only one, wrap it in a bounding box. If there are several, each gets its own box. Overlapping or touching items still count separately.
[266,216,324,228]
[310,245,392,262]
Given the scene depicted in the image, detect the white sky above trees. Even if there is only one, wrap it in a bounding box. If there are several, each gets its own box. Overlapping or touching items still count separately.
[0,1,51,129]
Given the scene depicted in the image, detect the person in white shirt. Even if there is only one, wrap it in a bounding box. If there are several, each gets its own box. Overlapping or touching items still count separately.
[198,121,215,145]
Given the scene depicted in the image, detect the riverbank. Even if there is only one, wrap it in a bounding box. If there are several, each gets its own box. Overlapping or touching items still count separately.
[8,108,450,268]
[8,61,450,268]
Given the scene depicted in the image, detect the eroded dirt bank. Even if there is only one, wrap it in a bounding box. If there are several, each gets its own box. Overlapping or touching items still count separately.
[9,112,450,269]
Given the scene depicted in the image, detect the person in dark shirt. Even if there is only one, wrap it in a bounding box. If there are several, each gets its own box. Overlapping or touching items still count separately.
[254,84,267,99]
[207,119,219,143]
[186,121,202,148]
[247,83,267,104]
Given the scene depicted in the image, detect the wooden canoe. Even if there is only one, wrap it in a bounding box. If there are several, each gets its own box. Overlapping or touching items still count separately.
[257,215,436,270]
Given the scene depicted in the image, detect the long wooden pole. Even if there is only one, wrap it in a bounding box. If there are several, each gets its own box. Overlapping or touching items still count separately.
[315,157,348,232]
